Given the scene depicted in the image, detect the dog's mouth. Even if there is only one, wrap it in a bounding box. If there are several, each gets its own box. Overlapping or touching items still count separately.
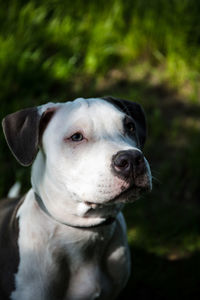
[77,179,152,225]
[84,183,151,209]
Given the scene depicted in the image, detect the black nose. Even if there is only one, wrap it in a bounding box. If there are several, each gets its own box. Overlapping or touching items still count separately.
[112,150,145,179]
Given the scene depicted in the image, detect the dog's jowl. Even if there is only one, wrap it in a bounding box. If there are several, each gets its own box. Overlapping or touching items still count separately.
[0,97,152,300]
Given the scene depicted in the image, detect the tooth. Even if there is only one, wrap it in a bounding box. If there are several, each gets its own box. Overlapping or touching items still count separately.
[84,202,98,209]
[91,204,98,209]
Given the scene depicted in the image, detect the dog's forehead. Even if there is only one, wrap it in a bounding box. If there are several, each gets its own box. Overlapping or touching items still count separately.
[54,98,125,129]
[62,98,123,116]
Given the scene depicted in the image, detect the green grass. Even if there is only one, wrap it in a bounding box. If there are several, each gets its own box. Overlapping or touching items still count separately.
[0,0,200,110]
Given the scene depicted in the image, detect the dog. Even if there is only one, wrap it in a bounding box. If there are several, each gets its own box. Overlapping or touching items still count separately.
[0,96,152,300]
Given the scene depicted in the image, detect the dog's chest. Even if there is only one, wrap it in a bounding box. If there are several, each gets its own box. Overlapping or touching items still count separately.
[63,230,113,300]
[14,229,112,300]
[12,197,114,300]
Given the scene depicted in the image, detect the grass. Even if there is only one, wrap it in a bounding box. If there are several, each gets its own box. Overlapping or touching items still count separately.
[0,0,200,110]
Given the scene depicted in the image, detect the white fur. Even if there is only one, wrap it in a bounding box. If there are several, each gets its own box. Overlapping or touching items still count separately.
[7,181,21,198]
[12,97,152,299]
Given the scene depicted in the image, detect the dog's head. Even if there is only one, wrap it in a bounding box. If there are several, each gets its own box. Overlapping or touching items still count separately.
[2,97,152,226]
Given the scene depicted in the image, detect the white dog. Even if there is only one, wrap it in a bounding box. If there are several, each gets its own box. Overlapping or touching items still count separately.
[0,96,152,300]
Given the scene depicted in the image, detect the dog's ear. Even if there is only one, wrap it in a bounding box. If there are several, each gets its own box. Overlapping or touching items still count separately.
[2,106,56,166]
[102,96,147,148]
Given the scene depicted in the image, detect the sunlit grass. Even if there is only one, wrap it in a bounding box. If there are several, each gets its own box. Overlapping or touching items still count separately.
[0,0,200,106]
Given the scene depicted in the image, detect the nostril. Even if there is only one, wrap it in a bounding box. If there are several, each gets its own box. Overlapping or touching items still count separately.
[113,154,130,170]
[116,158,129,169]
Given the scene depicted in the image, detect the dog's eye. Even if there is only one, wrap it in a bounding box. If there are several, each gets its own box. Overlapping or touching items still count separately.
[126,122,135,133]
[71,132,84,142]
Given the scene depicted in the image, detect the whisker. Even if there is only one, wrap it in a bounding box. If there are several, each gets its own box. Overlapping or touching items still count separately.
[152,176,162,184]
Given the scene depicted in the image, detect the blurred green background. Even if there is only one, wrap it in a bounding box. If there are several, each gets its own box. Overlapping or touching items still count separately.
[1,0,200,299]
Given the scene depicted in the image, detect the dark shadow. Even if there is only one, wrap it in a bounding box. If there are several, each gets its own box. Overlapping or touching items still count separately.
[119,247,200,300]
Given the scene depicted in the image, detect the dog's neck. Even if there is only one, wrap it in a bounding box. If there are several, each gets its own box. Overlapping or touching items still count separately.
[34,192,116,229]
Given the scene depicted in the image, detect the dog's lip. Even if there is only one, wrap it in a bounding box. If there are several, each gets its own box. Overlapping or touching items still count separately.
[108,185,141,203]
[84,184,147,207]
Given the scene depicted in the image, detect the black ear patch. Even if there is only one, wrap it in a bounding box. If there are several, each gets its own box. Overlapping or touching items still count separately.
[2,107,56,166]
[102,96,147,148]
[2,108,40,166]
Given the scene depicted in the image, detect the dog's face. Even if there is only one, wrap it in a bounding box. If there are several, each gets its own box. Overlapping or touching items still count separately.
[2,97,152,226]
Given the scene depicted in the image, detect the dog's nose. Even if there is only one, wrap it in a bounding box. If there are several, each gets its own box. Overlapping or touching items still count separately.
[112,150,145,179]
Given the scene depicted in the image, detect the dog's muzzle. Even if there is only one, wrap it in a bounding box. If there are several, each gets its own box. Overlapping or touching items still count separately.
[112,150,150,190]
